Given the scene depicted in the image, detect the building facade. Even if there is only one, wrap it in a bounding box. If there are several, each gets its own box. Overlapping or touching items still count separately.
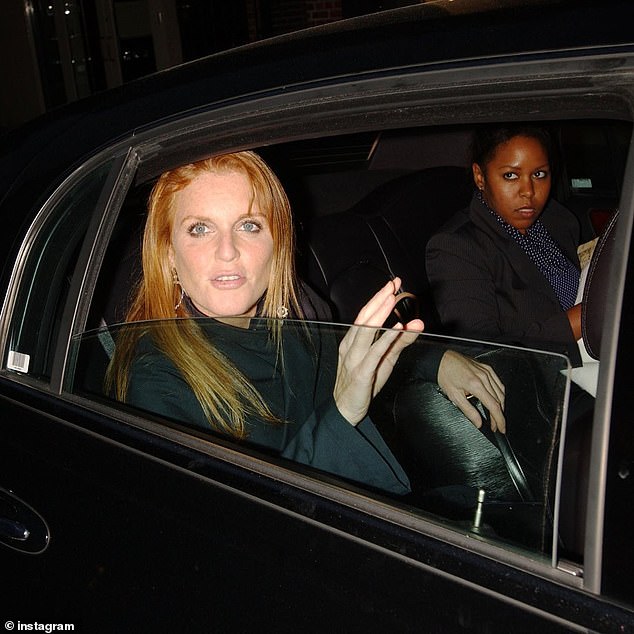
[2,0,418,131]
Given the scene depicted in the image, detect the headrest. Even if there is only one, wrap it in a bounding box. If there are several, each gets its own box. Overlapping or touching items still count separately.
[304,167,472,326]
[581,210,619,360]
[348,165,471,221]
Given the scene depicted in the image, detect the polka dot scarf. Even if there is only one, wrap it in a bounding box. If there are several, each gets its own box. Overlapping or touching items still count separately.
[479,192,580,310]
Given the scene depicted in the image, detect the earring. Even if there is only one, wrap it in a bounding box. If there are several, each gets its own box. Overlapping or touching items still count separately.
[172,269,185,313]
[276,305,289,319]
[175,287,185,313]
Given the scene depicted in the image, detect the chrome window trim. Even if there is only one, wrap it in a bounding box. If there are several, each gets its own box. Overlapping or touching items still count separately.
[128,51,634,175]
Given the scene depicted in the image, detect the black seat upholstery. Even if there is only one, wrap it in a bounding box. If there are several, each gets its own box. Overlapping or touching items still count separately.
[384,345,566,552]
[304,166,472,327]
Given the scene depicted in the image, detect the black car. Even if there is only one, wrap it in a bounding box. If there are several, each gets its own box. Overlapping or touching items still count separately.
[1,1,633,631]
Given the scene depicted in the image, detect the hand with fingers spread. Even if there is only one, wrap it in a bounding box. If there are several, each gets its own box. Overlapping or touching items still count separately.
[334,278,424,425]
[437,349,506,433]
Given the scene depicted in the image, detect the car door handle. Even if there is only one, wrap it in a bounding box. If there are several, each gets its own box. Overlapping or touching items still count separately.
[0,516,30,541]
[0,488,49,554]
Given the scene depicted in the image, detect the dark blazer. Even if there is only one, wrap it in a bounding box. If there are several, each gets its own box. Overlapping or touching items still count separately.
[425,193,582,366]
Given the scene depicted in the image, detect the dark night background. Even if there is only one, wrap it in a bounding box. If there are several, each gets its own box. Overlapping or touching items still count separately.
[0,0,421,135]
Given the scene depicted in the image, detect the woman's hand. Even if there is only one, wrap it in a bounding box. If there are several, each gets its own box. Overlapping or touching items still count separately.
[334,278,424,425]
[437,349,506,433]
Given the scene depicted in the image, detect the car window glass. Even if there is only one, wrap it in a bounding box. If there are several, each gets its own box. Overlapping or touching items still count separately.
[68,318,570,562]
[5,160,115,381]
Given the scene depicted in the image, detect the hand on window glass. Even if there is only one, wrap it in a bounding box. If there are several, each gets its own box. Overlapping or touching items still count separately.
[334,278,424,425]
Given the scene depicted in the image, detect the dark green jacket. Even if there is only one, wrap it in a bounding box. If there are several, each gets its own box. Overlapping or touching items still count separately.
[127,318,413,495]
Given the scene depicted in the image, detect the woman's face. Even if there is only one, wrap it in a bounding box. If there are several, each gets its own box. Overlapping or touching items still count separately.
[168,169,274,320]
[473,134,551,234]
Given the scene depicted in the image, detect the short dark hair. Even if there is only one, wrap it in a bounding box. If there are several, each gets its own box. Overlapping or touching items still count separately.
[470,124,552,168]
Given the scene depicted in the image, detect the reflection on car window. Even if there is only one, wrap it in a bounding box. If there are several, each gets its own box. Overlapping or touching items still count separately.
[69,318,570,560]
[6,159,115,381]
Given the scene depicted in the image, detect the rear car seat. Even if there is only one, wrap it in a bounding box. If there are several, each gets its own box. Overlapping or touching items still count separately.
[304,166,472,328]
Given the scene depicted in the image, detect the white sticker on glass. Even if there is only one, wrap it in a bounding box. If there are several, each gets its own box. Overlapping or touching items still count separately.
[571,178,593,189]
[7,350,30,373]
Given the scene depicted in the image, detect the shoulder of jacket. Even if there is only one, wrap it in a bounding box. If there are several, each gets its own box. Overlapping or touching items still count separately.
[428,208,494,250]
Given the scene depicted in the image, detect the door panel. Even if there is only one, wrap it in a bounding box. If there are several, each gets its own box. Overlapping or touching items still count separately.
[0,379,610,632]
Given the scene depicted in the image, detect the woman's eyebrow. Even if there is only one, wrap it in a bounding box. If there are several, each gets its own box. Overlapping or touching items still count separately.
[178,214,210,224]
[178,211,268,224]
[240,211,269,221]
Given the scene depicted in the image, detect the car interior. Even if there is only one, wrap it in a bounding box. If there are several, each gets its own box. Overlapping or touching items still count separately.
[68,117,629,564]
